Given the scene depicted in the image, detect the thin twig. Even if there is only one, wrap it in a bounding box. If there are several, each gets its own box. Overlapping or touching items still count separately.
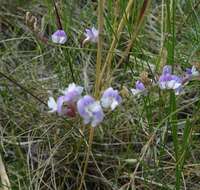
[52,0,63,30]
[0,71,47,106]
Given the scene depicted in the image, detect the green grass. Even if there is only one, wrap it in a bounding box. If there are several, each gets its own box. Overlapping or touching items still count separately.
[0,0,200,189]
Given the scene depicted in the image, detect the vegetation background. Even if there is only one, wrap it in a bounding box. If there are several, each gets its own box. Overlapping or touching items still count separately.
[0,0,200,189]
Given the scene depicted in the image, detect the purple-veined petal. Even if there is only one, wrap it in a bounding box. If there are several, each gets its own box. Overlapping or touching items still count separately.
[162,65,172,75]
[83,26,99,44]
[51,30,67,44]
[77,95,104,127]
[135,81,145,91]
[101,87,122,110]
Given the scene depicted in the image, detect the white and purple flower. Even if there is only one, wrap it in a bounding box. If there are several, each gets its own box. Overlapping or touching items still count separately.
[61,83,83,103]
[100,87,122,110]
[186,66,199,78]
[131,80,146,95]
[77,95,104,127]
[83,26,99,45]
[162,65,172,75]
[51,30,67,44]
[57,83,83,114]
[47,83,83,117]
[158,65,183,95]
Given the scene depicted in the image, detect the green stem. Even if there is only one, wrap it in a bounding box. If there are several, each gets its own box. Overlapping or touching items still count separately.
[166,1,181,189]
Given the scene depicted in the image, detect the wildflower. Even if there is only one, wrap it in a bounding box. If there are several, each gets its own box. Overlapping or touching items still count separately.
[159,74,182,90]
[77,95,104,127]
[83,26,99,45]
[159,66,183,95]
[101,87,122,110]
[186,66,199,78]
[131,80,146,95]
[51,29,67,44]
[47,97,57,113]
[162,65,172,75]
[57,83,83,114]
[61,83,83,103]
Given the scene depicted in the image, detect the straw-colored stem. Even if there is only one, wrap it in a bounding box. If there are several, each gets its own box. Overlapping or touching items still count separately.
[107,0,152,86]
[0,154,11,190]
[117,0,152,67]
[94,0,105,97]
[103,0,135,78]
[78,1,105,190]
[98,0,135,90]
[78,127,94,190]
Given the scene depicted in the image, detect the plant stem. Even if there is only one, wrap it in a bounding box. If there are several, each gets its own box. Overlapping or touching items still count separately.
[116,0,151,67]
[0,71,47,106]
[107,0,152,86]
[78,1,105,190]
[78,127,94,190]
[102,0,135,81]
[94,0,105,97]
[52,0,63,29]
[166,0,181,189]
[96,0,135,90]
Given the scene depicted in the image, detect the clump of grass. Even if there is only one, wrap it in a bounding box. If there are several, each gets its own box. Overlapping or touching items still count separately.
[0,0,200,190]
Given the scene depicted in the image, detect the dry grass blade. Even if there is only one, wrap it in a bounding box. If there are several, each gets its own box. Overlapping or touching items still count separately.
[0,154,11,190]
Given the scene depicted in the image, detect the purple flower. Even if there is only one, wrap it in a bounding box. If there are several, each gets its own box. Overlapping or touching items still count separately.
[83,26,99,45]
[162,65,172,75]
[51,30,67,44]
[136,81,145,91]
[131,80,146,95]
[159,74,182,89]
[186,68,192,76]
[77,95,104,127]
[61,83,83,102]
[57,83,83,114]
[100,87,122,110]
[158,68,183,95]
[186,66,199,78]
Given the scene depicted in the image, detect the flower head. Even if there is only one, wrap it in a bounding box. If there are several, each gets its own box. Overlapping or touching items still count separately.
[61,83,83,102]
[136,80,145,91]
[159,66,183,95]
[83,26,99,45]
[57,83,83,114]
[77,95,104,127]
[186,66,199,78]
[51,30,67,44]
[101,87,122,110]
[159,74,182,90]
[162,65,172,75]
[131,80,146,95]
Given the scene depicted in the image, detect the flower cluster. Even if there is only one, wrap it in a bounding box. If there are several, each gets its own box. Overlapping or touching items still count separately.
[130,65,199,97]
[131,80,146,96]
[48,84,122,127]
[51,26,98,45]
[51,30,67,44]
[158,65,183,95]
[82,26,99,45]
[185,66,199,79]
